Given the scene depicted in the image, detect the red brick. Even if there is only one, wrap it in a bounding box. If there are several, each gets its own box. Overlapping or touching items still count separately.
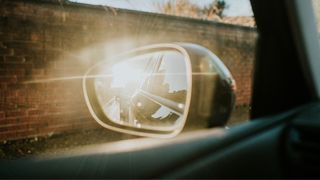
[0,47,14,55]
[4,41,42,50]
[1,63,33,69]
[0,69,6,76]
[4,56,26,63]
[0,118,18,126]
[0,132,17,142]
[0,112,5,120]
[6,110,26,118]
[14,130,38,140]
[30,33,42,42]
[0,0,256,142]
[0,76,17,83]
[6,96,26,105]
[6,69,25,76]
[31,69,44,76]
[13,48,39,56]
[27,109,44,116]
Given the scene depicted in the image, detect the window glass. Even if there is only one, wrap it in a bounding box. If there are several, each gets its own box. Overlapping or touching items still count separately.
[313,0,320,30]
[0,0,257,158]
[72,0,255,26]
[309,0,320,96]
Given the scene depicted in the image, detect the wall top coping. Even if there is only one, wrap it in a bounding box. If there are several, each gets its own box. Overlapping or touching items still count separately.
[9,0,257,32]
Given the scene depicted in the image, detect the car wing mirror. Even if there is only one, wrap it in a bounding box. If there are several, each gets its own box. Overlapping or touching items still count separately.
[83,43,235,138]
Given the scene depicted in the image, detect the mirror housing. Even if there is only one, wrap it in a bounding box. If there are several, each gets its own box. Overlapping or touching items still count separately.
[181,43,236,131]
[83,43,235,138]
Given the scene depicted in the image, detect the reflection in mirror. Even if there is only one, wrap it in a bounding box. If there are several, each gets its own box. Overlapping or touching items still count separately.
[93,50,189,132]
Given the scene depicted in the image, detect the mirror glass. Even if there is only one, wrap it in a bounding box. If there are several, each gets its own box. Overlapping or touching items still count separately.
[91,50,190,132]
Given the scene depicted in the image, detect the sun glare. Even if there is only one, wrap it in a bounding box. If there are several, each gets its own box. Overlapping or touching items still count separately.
[111,62,142,88]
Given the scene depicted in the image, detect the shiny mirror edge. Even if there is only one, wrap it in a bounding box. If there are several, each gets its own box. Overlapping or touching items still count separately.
[82,43,193,138]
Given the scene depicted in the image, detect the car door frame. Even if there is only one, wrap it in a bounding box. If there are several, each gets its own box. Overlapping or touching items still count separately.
[2,0,320,178]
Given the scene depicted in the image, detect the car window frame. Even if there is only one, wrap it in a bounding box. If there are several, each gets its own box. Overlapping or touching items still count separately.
[287,0,320,99]
[250,0,315,118]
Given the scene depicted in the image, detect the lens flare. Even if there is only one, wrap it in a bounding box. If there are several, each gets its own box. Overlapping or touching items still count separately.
[111,62,143,88]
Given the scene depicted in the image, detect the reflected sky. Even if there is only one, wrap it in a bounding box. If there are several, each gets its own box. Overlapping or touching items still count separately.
[158,51,187,92]
[94,50,188,131]
[110,51,187,92]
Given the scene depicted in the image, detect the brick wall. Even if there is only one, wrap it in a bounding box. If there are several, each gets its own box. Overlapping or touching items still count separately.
[0,0,257,141]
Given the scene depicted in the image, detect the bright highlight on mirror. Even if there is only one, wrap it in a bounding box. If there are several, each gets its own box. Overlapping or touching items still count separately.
[83,45,192,138]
